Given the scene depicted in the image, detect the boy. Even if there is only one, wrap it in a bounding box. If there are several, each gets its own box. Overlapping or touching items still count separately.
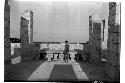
[63,40,69,63]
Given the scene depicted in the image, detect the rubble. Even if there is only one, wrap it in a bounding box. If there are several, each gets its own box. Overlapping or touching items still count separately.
[11,48,21,64]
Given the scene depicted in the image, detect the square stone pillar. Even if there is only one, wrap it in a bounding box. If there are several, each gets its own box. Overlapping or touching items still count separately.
[69,52,77,62]
[4,0,11,64]
[46,53,53,62]
[59,53,64,62]
[54,54,58,60]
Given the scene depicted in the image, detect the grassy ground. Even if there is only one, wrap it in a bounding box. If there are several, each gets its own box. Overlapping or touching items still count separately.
[78,61,110,81]
[4,60,44,81]
[49,64,78,81]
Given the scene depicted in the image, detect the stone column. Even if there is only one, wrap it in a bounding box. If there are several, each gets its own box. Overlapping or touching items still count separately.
[46,51,53,61]
[20,17,29,49]
[59,53,64,62]
[4,0,11,64]
[69,52,76,62]
[106,2,120,80]
[54,54,58,60]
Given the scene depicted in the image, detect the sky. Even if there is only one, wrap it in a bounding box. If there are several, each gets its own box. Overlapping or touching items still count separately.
[9,0,109,43]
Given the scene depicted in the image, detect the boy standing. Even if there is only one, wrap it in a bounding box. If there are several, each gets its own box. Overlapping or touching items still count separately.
[63,40,69,63]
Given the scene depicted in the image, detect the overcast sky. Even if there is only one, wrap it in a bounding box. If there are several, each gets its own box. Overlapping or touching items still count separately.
[9,0,109,43]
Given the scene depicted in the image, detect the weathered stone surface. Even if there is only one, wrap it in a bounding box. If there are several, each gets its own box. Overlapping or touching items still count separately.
[109,2,116,9]
[54,54,58,60]
[20,26,29,49]
[11,48,21,64]
[108,2,120,26]
[4,0,10,62]
[108,24,120,33]
[108,33,120,44]
[107,42,120,53]
[106,52,120,66]
[20,17,29,27]
[89,21,101,64]
[93,22,101,34]
[4,10,10,20]
[105,63,120,80]
[90,44,101,63]
[11,56,21,64]
[109,5,116,17]
[4,37,10,48]
[4,20,9,30]
[11,48,21,59]
[5,3,10,11]
[4,47,11,60]
[46,53,53,61]
[108,15,116,26]
[101,49,107,59]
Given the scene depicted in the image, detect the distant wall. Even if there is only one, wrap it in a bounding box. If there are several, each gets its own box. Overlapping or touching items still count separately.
[40,43,83,50]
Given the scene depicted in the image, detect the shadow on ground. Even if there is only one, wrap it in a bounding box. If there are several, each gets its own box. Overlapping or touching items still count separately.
[49,64,78,81]
[78,61,110,81]
[4,60,44,81]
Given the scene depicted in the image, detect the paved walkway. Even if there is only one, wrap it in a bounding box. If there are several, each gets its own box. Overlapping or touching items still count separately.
[49,64,77,81]
[27,60,89,81]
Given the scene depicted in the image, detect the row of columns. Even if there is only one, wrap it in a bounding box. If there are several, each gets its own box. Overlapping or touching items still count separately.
[46,51,76,62]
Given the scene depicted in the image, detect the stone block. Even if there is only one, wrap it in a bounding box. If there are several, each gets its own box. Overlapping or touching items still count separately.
[4,37,10,48]
[108,24,120,33]
[101,49,107,58]
[106,52,120,66]
[21,53,33,62]
[69,52,76,62]
[4,47,11,60]
[54,54,58,60]
[4,20,10,31]
[11,56,21,64]
[109,5,116,17]
[109,2,116,9]
[4,10,10,20]
[108,33,120,44]
[105,64,120,80]
[90,47,101,63]
[11,48,21,58]
[32,53,40,60]
[107,42,120,53]
[21,17,29,27]
[46,53,53,61]
[59,54,64,62]
[5,4,10,12]
[93,55,101,63]
[69,52,76,58]
[11,48,21,64]
[108,15,116,26]
[82,55,86,61]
